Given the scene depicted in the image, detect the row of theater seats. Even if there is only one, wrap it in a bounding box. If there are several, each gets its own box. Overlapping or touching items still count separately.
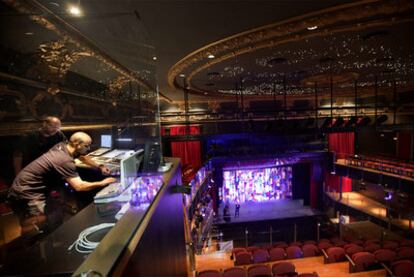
[231,238,414,274]
[197,262,317,277]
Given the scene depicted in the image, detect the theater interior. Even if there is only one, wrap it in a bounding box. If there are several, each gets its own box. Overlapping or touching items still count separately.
[0,0,414,276]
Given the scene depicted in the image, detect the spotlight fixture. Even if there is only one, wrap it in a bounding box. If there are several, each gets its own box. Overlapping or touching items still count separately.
[179,73,185,78]
[321,117,332,129]
[68,5,82,16]
[307,25,318,30]
[152,56,157,61]
[384,188,393,201]
[207,54,215,59]
[25,32,34,36]
[332,117,344,128]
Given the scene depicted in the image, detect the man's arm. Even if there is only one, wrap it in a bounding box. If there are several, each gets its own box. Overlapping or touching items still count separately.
[65,176,117,192]
[78,155,111,175]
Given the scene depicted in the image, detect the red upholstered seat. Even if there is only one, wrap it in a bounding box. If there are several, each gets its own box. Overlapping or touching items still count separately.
[374,249,396,263]
[290,241,302,247]
[274,241,288,249]
[400,240,414,247]
[253,249,269,263]
[223,267,246,277]
[364,243,380,253]
[397,247,414,260]
[235,251,253,266]
[392,260,414,277]
[286,245,303,259]
[247,246,260,254]
[351,252,376,272]
[304,240,316,245]
[326,247,346,263]
[318,242,333,251]
[383,240,399,250]
[345,245,364,256]
[302,244,319,257]
[272,261,296,276]
[198,269,221,277]
[247,264,271,277]
[232,247,246,259]
[269,247,286,261]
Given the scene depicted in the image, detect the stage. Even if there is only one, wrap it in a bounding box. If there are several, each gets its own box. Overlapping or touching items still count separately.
[215,199,320,224]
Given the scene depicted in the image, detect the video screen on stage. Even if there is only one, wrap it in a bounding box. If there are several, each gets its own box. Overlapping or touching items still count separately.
[221,166,292,203]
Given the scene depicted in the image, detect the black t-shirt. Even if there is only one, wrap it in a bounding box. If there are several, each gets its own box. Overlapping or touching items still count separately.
[17,130,67,168]
[10,142,79,201]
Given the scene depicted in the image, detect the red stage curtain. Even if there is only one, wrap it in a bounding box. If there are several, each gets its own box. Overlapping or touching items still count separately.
[327,132,355,192]
[170,125,202,169]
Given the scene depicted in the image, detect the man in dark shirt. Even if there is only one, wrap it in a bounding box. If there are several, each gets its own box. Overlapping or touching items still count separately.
[8,132,116,234]
[13,116,67,175]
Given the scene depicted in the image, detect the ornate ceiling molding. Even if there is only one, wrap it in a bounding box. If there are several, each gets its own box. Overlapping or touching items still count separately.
[3,0,174,102]
[168,0,414,98]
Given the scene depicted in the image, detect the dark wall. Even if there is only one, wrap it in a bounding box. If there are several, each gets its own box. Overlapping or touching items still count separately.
[292,163,311,205]
[356,129,397,158]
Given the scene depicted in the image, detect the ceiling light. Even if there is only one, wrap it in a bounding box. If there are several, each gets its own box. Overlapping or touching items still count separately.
[207,54,215,59]
[68,5,82,16]
[179,73,185,78]
[152,56,157,61]
[49,2,60,7]
[307,26,318,30]
[25,32,34,36]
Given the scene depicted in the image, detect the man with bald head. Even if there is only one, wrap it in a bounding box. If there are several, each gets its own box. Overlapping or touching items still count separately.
[13,116,67,175]
[8,132,116,234]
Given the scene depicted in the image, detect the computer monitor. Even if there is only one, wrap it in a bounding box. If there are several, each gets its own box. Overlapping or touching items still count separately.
[101,135,112,148]
[120,149,144,188]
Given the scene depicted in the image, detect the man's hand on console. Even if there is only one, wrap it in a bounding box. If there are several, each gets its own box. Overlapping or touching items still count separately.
[102,177,117,186]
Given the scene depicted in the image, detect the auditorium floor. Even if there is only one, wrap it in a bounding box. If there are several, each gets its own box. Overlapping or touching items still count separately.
[194,253,386,277]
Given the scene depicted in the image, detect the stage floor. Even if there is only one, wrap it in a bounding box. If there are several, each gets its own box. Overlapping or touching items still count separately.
[215,199,320,224]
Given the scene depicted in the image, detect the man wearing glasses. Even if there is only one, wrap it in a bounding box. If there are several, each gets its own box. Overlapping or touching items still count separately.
[8,132,116,234]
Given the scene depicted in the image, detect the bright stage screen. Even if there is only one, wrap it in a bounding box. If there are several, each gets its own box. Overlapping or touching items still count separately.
[222,166,292,203]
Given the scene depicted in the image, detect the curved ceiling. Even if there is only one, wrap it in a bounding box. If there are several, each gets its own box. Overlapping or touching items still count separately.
[168,0,414,99]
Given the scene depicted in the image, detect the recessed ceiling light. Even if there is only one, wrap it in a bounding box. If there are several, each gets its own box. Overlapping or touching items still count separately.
[25,32,34,36]
[152,56,157,61]
[307,26,318,30]
[207,54,215,59]
[68,5,82,16]
[179,73,185,77]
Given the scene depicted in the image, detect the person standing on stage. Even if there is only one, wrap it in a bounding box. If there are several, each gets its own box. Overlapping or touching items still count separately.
[234,200,240,218]
[8,132,116,234]
[13,116,67,176]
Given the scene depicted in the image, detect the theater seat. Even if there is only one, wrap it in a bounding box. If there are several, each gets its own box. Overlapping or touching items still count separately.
[286,245,303,259]
[198,269,221,277]
[248,264,271,277]
[374,249,396,264]
[392,260,414,277]
[349,252,376,273]
[235,251,253,266]
[302,244,319,257]
[231,247,246,260]
[324,247,346,263]
[269,247,286,261]
[383,241,399,250]
[364,243,380,253]
[223,267,246,277]
[318,241,333,251]
[345,245,364,256]
[397,247,414,260]
[253,249,269,263]
[247,246,260,254]
[272,261,297,276]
